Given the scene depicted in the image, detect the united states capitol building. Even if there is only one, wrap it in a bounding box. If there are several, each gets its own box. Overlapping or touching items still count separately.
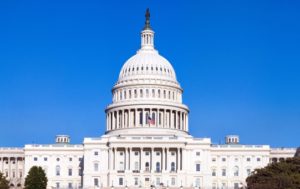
[0,10,296,189]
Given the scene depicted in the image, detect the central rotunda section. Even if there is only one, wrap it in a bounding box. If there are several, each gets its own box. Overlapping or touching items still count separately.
[105,9,189,136]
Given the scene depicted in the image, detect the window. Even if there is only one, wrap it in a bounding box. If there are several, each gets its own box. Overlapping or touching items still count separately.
[171,177,176,186]
[247,157,251,162]
[152,112,156,124]
[222,168,226,176]
[171,152,175,156]
[222,157,226,162]
[196,152,200,156]
[56,166,60,176]
[44,157,47,161]
[119,162,124,170]
[195,178,200,187]
[134,162,139,171]
[247,168,251,176]
[171,162,176,172]
[56,182,60,188]
[156,177,160,186]
[134,151,139,156]
[34,157,38,161]
[234,166,239,176]
[134,178,139,186]
[56,158,60,162]
[145,152,150,156]
[94,178,99,187]
[19,171,22,178]
[196,163,201,172]
[212,183,217,189]
[156,162,160,172]
[212,157,216,162]
[257,157,261,162]
[94,163,99,172]
[156,152,160,156]
[212,169,216,176]
[68,183,73,189]
[119,177,124,186]
[234,183,239,189]
[145,162,150,171]
[120,152,123,156]
[94,151,99,156]
[152,89,155,97]
[69,157,72,161]
[68,168,72,176]
[221,183,227,189]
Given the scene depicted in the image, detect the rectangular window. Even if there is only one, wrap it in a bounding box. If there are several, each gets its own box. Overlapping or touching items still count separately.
[196,152,200,156]
[234,183,239,189]
[68,168,72,176]
[156,177,160,186]
[94,178,99,187]
[247,157,251,162]
[34,157,38,161]
[44,157,48,161]
[196,164,201,172]
[68,183,72,189]
[171,177,176,186]
[56,182,60,189]
[134,178,139,186]
[212,183,217,189]
[257,157,261,162]
[222,169,226,176]
[94,163,99,172]
[247,169,251,176]
[212,169,216,176]
[94,151,99,156]
[69,157,72,161]
[119,177,124,186]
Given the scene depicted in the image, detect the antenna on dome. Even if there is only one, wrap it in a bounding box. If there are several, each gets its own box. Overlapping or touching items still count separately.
[144,8,152,30]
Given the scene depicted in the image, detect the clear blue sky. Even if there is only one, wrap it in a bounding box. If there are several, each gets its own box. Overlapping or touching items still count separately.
[0,0,299,147]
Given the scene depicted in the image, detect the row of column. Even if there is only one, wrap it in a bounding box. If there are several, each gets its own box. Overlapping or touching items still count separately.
[108,147,184,173]
[106,108,188,132]
[0,157,24,179]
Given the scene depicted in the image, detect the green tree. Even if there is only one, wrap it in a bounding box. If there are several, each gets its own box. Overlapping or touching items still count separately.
[246,157,300,189]
[0,172,9,189]
[25,166,48,189]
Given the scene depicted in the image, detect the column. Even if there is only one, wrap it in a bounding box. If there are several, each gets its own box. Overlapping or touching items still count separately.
[163,109,166,128]
[165,148,168,171]
[186,114,189,131]
[113,111,116,129]
[135,109,138,127]
[128,148,131,171]
[113,148,116,170]
[150,148,153,172]
[129,109,132,128]
[180,148,182,171]
[109,149,113,171]
[161,148,164,172]
[176,148,179,171]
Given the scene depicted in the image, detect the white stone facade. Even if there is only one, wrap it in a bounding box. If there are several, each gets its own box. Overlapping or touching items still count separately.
[0,10,297,189]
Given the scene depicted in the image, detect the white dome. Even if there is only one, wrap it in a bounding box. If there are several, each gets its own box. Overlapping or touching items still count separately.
[118,49,177,84]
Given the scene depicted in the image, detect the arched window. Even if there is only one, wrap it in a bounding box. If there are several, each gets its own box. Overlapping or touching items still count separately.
[158,90,161,98]
[56,165,60,176]
[140,89,143,98]
[134,89,137,98]
[163,90,166,98]
[152,89,155,97]
[145,112,149,124]
[171,162,176,172]
[234,166,239,176]
[124,91,127,99]
[146,89,149,97]
[156,162,160,172]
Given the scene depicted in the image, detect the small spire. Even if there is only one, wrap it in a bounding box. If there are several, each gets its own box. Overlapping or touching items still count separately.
[144,8,151,30]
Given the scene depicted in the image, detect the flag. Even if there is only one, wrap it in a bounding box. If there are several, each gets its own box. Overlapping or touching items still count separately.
[147,115,155,125]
